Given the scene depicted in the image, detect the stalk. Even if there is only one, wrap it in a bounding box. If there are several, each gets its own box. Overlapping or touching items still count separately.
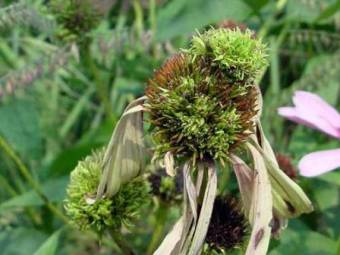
[147,202,168,254]
[0,136,68,223]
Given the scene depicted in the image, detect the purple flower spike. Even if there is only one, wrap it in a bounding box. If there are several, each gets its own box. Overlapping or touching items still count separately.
[278,91,340,177]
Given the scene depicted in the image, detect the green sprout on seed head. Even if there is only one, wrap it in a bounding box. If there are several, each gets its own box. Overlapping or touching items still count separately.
[189,28,268,82]
[64,150,150,234]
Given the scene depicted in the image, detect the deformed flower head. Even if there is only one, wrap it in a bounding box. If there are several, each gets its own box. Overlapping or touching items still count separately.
[205,196,249,252]
[145,28,267,164]
[64,150,150,233]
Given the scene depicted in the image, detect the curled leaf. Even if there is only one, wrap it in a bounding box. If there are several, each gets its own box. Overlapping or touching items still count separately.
[97,97,146,198]
[188,163,217,255]
[252,123,313,218]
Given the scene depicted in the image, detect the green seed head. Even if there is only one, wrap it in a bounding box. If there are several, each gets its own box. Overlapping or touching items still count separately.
[145,28,267,163]
[50,0,101,42]
[64,150,150,233]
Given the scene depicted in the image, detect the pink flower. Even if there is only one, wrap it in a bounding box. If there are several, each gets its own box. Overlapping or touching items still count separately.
[278,91,340,177]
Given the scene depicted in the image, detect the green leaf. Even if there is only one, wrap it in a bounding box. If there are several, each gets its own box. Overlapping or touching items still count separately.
[156,0,251,41]
[270,220,338,255]
[0,228,48,255]
[0,99,42,158]
[316,0,340,22]
[0,177,68,212]
[318,171,340,186]
[243,0,270,13]
[285,0,321,22]
[313,179,339,210]
[33,229,62,255]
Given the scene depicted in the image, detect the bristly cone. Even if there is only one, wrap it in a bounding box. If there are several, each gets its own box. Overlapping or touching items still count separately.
[64,150,150,234]
[205,196,249,252]
[145,28,267,164]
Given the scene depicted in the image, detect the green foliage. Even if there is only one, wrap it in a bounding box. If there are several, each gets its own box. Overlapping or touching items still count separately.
[64,150,150,233]
[0,0,339,253]
[0,2,55,33]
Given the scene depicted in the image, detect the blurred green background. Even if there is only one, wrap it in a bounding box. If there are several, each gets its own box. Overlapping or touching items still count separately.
[0,0,339,254]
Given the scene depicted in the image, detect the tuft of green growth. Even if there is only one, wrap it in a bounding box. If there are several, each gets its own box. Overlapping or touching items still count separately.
[50,0,101,42]
[64,150,150,233]
[189,28,267,82]
[146,28,267,164]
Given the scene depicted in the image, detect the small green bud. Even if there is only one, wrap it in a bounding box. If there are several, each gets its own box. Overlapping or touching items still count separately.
[64,150,150,233]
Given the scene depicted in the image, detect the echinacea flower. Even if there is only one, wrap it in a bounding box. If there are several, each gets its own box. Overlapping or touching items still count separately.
[278,91,340,177]
[72,28,313,255]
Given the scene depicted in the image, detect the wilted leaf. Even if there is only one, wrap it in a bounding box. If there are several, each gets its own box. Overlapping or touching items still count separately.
[97,97,146,197]
[246,143,273,255]
[188,163,217,255]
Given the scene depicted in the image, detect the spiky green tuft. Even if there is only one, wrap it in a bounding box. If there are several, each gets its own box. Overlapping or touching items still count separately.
[146,28,267,164]
[64,150,150,233]
[189,28,267,82]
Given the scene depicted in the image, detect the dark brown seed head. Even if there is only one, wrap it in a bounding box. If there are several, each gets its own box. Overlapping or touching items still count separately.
[205,196,249,252]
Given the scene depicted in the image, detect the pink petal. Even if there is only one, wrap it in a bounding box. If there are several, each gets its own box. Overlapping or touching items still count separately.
[293,91,340,128]
[298,148,340,177]
[278,107,318,129]
[278,104,340,139]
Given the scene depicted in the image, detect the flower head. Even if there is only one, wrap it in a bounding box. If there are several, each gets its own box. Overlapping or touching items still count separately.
[278,91,340,176]
[64,150,150,233]
[146,28,267,164]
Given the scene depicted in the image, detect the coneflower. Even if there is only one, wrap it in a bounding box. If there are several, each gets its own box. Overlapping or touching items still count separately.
[80,28,313,255]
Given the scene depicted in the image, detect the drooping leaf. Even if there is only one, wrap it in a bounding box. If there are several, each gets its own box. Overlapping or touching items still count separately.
[230,154,254,219]
[97,97,146,197]
[254,124,313,218]
[246,143,273,255]
[188,163,217,255]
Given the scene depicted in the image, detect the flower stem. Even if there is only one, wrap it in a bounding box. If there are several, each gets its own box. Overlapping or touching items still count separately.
[110,230,135,255]
[0,136,68,224]
[147,202,168,254]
